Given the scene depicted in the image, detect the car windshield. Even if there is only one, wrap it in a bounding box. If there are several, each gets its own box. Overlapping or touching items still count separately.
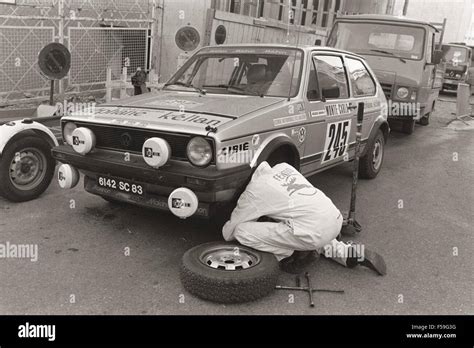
[165,47,303,97]
[441,45,469,64]
[328,22,425,61]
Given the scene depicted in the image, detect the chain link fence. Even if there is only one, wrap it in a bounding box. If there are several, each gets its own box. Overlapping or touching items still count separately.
[0,0,154,106]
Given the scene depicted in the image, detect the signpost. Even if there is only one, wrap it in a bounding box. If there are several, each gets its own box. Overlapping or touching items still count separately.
[38,43,71,105]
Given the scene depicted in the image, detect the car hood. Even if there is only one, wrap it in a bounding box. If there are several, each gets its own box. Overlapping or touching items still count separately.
[63,91,285,135]
[106,91,285,118]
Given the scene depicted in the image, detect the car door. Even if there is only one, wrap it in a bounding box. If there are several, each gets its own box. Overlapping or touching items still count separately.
[343,55,379,148]
[302,53,355,176]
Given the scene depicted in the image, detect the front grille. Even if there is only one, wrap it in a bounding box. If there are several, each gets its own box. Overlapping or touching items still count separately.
[380,83,393,99]
[69,122,199,162]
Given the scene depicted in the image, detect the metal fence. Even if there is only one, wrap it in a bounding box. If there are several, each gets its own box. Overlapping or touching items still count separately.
[0,0,154,106]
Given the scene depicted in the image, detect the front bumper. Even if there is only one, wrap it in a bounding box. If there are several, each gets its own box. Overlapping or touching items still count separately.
[52,145,251,216]
[442,79,462,90]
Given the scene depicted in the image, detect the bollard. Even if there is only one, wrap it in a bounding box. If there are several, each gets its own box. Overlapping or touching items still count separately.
[456,83,470,117]
[454,83,473,125]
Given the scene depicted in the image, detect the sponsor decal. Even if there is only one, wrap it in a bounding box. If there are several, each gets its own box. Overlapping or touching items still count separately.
[217,141,252,164]
[325,103,350,117]
[219,142,250,156]
[311,109,327,117]
[146,99,203,107]
[171,198,191,209]
[291,127,306,143]
[273,167,317,196]
[251,134,260,147]
[72,135,84,146]
[273,113,307,127]
[157,112,222,126]
[95,107,147,117]
[144,147,160,158]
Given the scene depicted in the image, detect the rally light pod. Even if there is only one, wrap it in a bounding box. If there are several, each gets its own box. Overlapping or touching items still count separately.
[142,137,171,168]
[71,127,96,155]
[168,187,199,219]
[57,164,80,189]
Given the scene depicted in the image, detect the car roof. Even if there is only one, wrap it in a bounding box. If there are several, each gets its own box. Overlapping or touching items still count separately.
[442,43,471,50]
[200,44,365,60]
[335,14,438,31]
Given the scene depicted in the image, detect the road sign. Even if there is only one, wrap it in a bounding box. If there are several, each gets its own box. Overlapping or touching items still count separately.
[38,42,71,80]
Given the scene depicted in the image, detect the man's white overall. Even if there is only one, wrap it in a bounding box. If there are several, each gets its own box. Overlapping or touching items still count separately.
[223,162,350,264]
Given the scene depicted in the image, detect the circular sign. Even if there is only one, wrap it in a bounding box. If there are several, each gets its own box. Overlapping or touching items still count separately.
[215,25,227,45]
[175,26,200,52]
[38,42,71,80]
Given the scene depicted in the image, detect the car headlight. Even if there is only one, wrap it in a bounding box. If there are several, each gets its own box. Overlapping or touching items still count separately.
[455,73,461,79]
[187,137,213,167]
[63,122,77,145]
[396,87,409,99]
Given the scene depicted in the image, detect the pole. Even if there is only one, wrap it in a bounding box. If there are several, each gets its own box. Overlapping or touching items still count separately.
[402,0,409,16]
[49,80,54,106]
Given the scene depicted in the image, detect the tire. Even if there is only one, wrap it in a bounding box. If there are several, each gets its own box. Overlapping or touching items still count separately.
[180,241,280,304]
[401,119,415,134]
[0,135,55,202]
[266,147,293,167]
[419,114,430,126]
[359,129,384,179]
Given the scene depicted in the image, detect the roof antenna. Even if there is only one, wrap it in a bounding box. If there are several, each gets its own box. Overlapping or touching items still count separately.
[287,0,303,101]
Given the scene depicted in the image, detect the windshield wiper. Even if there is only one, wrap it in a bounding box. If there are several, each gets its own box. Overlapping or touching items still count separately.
[164,81,206,95]
[209,84,262,97]
[369,49,406,63]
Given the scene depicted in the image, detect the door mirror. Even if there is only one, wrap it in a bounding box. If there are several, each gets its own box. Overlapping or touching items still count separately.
[322,86,340,99]
[432,50,443,65]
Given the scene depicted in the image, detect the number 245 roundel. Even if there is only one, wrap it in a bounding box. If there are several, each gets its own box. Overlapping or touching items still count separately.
[322,120,351,163]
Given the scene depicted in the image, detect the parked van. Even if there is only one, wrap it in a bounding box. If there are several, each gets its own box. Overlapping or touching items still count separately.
[327,14,445,134]
[441,43,472,92]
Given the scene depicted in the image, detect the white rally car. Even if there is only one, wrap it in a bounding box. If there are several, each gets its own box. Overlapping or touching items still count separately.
[52,44,388,219]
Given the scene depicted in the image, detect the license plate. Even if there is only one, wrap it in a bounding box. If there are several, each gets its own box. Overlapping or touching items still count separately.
[97,176,145,196]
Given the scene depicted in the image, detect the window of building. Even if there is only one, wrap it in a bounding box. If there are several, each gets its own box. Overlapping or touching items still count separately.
[230,0,241,14]
[308,0,341,28]
[345,57,376,97]
[313,55,348,99]
[278,0,284,21]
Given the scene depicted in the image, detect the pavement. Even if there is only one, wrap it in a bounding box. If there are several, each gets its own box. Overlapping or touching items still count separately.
[0,93,473,315]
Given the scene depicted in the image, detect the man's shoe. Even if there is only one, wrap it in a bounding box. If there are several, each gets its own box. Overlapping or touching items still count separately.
[279,251,319,274]
[346,246,387,276]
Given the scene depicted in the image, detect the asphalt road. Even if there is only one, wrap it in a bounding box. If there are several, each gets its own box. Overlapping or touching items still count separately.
[1,94,473,315]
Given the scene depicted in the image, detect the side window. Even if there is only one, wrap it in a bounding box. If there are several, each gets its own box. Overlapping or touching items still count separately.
[313,55,349,99]
[306,59,320,101]
[345,57,376,97]
[426,32,434,63]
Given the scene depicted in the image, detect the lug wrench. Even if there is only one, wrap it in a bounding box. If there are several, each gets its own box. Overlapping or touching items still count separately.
[341,102,364,236]
[275,272,344,308]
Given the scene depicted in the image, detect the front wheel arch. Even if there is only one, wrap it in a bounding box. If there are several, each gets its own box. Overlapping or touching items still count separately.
[251,136,300,170]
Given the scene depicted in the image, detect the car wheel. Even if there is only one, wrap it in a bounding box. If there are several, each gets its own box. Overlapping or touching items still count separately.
[180,241,280,303]
[359,130,384,179]
[0,135,55,202]
[419,114,430,126]
[402,119,415,134]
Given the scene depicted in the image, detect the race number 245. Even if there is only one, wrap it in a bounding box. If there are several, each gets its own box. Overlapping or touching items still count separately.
[322,120,351,163]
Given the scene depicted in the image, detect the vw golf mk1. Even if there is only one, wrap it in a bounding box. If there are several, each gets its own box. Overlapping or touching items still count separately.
[52,44,389,219]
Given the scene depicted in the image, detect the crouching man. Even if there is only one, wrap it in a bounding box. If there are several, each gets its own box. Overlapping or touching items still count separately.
[223,162,386,275]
